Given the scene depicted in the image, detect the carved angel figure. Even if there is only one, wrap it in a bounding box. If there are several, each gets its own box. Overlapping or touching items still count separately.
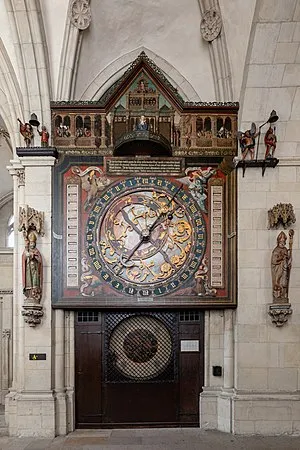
[237,123,259,160]
[72,166,110,210]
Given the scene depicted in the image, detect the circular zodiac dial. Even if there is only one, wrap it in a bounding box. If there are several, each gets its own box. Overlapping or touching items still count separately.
[86,177,206,297]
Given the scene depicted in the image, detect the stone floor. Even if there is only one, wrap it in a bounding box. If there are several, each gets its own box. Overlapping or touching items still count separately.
[0,429,300,449]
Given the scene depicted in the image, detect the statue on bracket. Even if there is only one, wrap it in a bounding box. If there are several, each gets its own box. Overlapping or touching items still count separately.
[238,123,259,160]
[18,118,34,147]
[269,229,294,327]
[264,126,277,159]
[19,205,45,327]
[271,230,293,303]
[22,232,43,302]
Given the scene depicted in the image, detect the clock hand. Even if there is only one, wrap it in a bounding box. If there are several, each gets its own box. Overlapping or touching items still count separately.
[148,183,183,233]
[120,228,151,266]
[120,209,142,236]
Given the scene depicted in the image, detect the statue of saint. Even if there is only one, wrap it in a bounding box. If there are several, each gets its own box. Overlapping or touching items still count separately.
[136,115,148,131]
[271,230,293,303]
[22,232,43,302]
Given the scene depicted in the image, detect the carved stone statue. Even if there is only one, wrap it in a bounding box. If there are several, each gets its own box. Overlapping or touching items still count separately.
[22,232,43,302]
[271,230,293,303]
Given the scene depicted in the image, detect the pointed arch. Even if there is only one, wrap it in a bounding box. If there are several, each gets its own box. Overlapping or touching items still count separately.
[5,0,52,128]
[79,47,201,102]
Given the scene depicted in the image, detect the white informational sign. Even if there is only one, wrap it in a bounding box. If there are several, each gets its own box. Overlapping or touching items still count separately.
[180,340,199,352]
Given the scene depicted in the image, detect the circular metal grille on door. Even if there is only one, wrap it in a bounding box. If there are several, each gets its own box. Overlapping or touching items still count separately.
[108,315,173,381]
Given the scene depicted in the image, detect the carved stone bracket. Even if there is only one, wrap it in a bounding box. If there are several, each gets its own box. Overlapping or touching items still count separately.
[16,169,25,187]
[268,304,292,327]
[22,301,44,327]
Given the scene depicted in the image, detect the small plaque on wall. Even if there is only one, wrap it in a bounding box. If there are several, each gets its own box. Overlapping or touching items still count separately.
[29,353,46,361]
[180,340,199,352]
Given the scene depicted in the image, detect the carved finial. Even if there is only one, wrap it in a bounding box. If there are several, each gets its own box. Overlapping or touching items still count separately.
[268,203,296,229]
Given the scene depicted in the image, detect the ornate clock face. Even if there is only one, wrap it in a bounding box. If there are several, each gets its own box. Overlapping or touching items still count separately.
[86,176,206,297]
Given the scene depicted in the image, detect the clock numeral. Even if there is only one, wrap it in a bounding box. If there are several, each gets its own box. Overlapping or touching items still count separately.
[196,218,203,226]
[103,194,110,202]
[180,272,189,281]
[112,280,123,291]
[139,289,152,297]
[88,220,95,226]
[142,178,149,184]
[125,287,137,295]
[154,286,166,296]
[89,247,95,256]
[190,260,198,269]
[181,194,188,201]
[102,272,110,281]
[94,205,101,213]
[86,234,93,241]
[93,260,101,270]
[190,204,197,214]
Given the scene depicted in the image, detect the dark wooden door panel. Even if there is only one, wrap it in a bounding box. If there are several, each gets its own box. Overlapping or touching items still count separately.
[103,383,178,425]
[75,310,204,428]
[75,320,102,425]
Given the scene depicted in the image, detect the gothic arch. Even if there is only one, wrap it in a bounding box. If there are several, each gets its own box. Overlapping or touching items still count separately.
[5,0,52,128]
[79,47,201,102]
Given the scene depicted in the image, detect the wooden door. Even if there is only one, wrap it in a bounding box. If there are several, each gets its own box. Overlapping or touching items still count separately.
[75,310,103,426]
[75,310,204,428]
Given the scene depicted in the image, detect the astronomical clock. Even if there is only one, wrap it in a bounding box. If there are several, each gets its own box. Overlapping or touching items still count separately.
[51,52,237,309]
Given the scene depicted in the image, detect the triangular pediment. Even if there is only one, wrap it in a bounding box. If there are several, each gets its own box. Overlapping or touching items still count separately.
[98,52,184,111]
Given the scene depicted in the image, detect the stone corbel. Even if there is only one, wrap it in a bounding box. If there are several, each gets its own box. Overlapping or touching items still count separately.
[18,206,45,327]
[268,304,292,327]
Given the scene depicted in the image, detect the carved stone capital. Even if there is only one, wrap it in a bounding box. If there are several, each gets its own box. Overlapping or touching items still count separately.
[69,0,91,30]
[22,302,44,327]
[268,303,292,327]
[2,329,11,339]
[16,169,25,187]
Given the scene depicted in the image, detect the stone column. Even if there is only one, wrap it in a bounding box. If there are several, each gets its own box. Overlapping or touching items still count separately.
[6,155,57,438]
[1,329,11,404]
[223,309,234,389]
[54,309,67,435]
[100,113,106,147]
